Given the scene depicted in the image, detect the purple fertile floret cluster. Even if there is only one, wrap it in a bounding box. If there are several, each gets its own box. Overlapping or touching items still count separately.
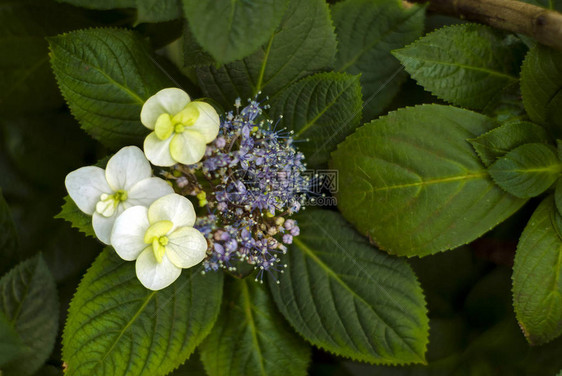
[189,98,309,280]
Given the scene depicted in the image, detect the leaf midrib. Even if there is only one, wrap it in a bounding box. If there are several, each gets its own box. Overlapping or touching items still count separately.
[293,237,423,361]
[396,52,518,81]
[294,79,355,138]
[51,38,145,104]
[224,0,238,53]
[370,171,487,192]
[254,34,275,95]
[337,6,422,72]
[241,281,266,376]
[258,3,321,92]
[497,164,562,174]
[9,264,36,326]
[88,291,157,372]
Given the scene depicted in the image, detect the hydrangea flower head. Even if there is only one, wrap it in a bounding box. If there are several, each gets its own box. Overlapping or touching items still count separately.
[65,146,173,244]
[110,193,208,290]
[141,88,220,166]
[170,98,310,280]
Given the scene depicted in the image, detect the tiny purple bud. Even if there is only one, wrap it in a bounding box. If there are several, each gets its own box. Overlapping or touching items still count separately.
[176,176,188,188]
[284,219,296,230]
[290,226,300,236]
[214,243,225,255]
[226,239,238,252]
[241,228,251,241]
[215,136,226,148]
[220,231,231,241]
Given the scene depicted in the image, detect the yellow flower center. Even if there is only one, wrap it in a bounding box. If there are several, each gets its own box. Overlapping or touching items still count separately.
[154,102,200,141]
[95,189,128,217]
[144,220,174,263]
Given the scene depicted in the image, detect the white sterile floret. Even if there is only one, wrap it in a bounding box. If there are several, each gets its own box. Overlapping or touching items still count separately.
[110,193,208,290]
[140,88,220,167]
[65,146,174,244]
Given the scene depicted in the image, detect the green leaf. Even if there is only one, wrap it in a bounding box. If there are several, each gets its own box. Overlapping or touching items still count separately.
[169,352,207,376]
[332,0,425,121]
[393,24,524,110]
[489,143,561,198]
[0,0,93,114]
[268,209,429,364]
[182,0,288,64]
[2,113,97,187]
[182,20,214,67]
[196,0,337,108]
[55,0,136,9]
[482,82,527,123]
[48,28,174,149]
[136,0,182,24]
[0,312,23,367]
[199,278,310,376]
[270,72,362,167]
[331,104,526,257]
[0,189,18,275]
[63,248,223,376]
[55,196,95,238]
[521,45,562,139]
[468,121,550,167]
[0,255,59,376]
[56,0,181,23]
[513,196,562,345]
[555,179,562,215]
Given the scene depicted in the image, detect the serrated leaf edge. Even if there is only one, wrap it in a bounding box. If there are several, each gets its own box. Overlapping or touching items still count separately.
[330,104,527,257]
[512,195,562,346]
[392,23,519,110]
[47,27,152,148]
[62,249,223,376]
[268,213,430,365]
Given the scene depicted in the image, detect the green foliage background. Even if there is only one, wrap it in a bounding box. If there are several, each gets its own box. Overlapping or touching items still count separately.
[2,0,562,375]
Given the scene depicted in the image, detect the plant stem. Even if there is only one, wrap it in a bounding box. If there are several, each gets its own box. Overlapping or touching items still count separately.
[407,0,562,50]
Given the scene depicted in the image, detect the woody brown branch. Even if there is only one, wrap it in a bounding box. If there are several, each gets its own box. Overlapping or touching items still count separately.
[406,0,562,51]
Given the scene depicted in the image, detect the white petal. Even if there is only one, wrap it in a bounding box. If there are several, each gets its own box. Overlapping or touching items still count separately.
[136,248,181,290]
[127,177,174,207]
[105,146,152,191]
[110,206,150,260]
[189,102,220,143]
[144,132,176,167]
[92,210,121,245]
[166,227,208,268]
[170,131,206,165]
[148,193,196,228]
[140,88,191,129]
[65,166,111,215]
